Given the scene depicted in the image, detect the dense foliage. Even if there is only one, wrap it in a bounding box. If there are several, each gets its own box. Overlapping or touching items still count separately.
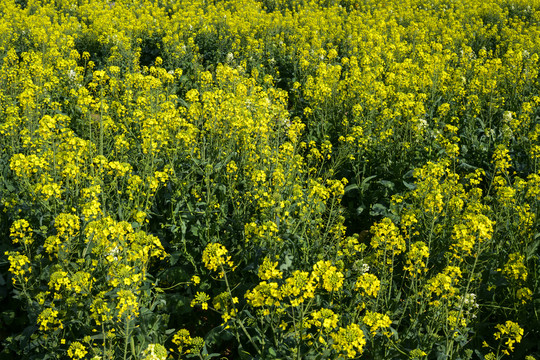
[1,0,539,359]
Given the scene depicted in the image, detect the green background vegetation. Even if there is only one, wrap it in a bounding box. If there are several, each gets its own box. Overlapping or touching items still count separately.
[0,0,539,359]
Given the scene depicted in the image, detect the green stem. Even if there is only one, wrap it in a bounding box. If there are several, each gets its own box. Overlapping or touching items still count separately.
[102,323,107,360]
[221,265,262,355]
[124,318,131,360]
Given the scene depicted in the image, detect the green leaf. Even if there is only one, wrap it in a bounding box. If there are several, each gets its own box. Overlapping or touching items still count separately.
[379,179,395,190]
[5,182,15,193]
[170,251,181,266]
[360,175,377,192]
[344,184,359,192]
[525,238,539,261]
[279,253,294,272]
[1,310,15,325]
[370,203,388,217]
[403,180,416,190]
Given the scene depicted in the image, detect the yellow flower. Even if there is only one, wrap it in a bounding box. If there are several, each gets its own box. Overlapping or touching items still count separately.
[185,89,200,102]
[410,348,427,358]
[245,281,281,308]
[280,270,316,305]
[37,308,63,332]
[67,342,87,360]
[5,251,31,282]
[172,329,192,354]
[10,219,33,245]
[258,257,282,280]
[355,273,380,297]
[54,213,80,239]
[202,243,234,276]
[331,323,366,358]
[493,144,512,174]
[370,218,406,262]
[116,289,139,321]
[404,241,429,276]
[48,270,70,292]
[494,321,523,354]
[362,311,392,335]
[141,344,167,360]
[191,292,211,310]
[90,294,112,325]
[517,287,532,304]
[501,253,528,283]
[310,308,339,331]
[312,260,344,292]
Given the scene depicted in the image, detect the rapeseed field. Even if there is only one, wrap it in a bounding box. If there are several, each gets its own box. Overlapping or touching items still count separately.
[0,0,539,359]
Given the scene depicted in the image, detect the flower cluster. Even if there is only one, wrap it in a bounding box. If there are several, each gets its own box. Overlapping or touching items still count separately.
[202,242,235,276]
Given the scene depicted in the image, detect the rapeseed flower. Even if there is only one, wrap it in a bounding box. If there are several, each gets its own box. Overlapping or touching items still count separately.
[67,342,87,360]
[37,307,63,332]
[116,289,139,321]
[9,219,33,245]
[258,256,282,280]
[494,321,524,355]
[141,344,167,360]
[5,251,32,283]
[331,323,366,358]
[370,218,406,262]
[404,241,429,276]
[172,329,192,354]
[500,253,528,283]
[355,273,381,298]
[202,242,234,276]
[362,311,392,335]
[191,291,211,310]
[309,308,339,331]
